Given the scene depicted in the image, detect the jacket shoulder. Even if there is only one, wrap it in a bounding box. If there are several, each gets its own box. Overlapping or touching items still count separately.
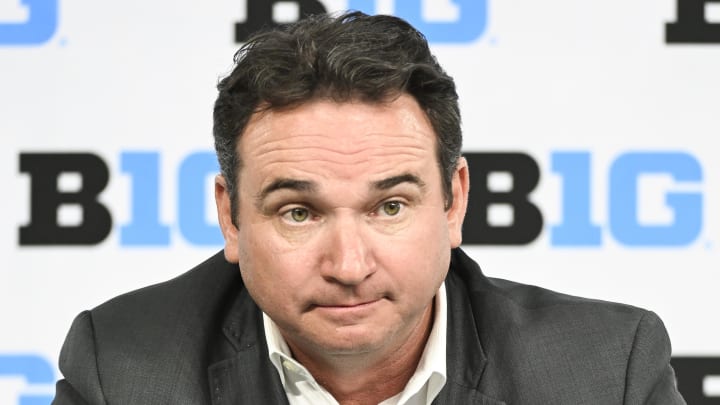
[447,248,683,404]
[91,251,240,325]
[450,248,648,329]
[57,251,243,404]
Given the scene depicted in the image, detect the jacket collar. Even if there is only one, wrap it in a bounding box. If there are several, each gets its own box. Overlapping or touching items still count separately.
[208,285,290,405]
[435,249,505,405]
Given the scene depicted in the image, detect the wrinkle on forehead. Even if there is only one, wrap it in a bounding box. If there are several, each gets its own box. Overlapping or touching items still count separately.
[237,95,438,187]
[255,131,429,152]
[252,134,430,167]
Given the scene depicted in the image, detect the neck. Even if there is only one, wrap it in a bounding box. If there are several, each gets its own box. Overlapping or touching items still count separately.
[287,302,435,405]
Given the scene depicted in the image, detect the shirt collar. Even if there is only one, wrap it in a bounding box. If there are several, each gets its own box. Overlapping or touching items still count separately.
[263,282,448,405]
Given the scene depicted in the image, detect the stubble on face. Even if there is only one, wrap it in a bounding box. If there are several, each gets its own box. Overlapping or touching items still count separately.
[226,95,455,370]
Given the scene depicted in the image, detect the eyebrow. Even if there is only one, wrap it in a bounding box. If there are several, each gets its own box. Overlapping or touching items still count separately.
[371,173,426,191]
[256,173,425,204]
[257,178,317,202]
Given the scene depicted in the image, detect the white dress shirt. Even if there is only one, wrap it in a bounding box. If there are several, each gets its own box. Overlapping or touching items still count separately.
[263,283,448,405]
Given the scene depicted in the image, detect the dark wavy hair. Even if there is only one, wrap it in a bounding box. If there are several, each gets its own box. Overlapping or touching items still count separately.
[213,11,461,223]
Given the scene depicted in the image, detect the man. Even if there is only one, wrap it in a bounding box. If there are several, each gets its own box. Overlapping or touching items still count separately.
[53,11,686,405]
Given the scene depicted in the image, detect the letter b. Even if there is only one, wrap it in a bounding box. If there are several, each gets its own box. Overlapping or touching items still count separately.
[671,357,720,404]
[666,0,720,43]
[235,0,326,43]
[463,153,543,245]
[19,153,112,245]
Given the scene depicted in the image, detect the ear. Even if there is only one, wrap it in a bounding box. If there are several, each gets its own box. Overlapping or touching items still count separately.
[447,157,470,248]
[215,174,240,263]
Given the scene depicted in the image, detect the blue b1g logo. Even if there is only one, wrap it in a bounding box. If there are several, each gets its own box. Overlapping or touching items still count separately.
[0,0,57,45]
[348,0,487,43]
[0,354,55,405]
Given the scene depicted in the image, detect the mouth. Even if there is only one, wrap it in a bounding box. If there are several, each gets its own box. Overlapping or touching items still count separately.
[310,298,384,319]
[316,299,379,308]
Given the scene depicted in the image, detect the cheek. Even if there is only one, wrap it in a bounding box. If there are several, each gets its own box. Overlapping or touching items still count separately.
[405,206,451,251]
[237,224,318,307]
[375,211,451,289]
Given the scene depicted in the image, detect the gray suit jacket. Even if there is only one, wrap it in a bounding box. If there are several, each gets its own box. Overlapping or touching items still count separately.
[52,249,685,404]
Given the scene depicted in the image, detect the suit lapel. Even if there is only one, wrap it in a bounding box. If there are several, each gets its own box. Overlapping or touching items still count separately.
[208,287,289,405]
[208,349,289,405]
[434,253,506,405]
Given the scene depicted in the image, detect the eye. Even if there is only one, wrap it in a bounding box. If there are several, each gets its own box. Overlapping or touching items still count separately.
[283,207,310,223]
[380,201,403,216]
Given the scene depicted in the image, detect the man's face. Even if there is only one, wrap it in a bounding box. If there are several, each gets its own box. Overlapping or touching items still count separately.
[216,94,468,361]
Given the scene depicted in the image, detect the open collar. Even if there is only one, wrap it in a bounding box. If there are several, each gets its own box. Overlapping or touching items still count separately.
[207,248,504,405]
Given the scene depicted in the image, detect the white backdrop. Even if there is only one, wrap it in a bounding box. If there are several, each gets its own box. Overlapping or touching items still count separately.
[2,0,719,403]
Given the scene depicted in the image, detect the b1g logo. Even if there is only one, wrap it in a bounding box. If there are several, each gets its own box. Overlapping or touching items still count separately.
[0,0,57,45]
[666,0,720,43]
[19,152,222,246]
[463,151,704,247]
[235,0,487,44]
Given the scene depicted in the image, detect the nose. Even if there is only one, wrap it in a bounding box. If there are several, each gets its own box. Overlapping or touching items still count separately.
[320,215,376,286]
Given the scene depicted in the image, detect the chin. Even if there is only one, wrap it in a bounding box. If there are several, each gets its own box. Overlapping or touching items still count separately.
[308,327,388,355]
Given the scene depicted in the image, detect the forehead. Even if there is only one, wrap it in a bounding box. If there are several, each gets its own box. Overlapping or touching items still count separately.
[237,95,438,185]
